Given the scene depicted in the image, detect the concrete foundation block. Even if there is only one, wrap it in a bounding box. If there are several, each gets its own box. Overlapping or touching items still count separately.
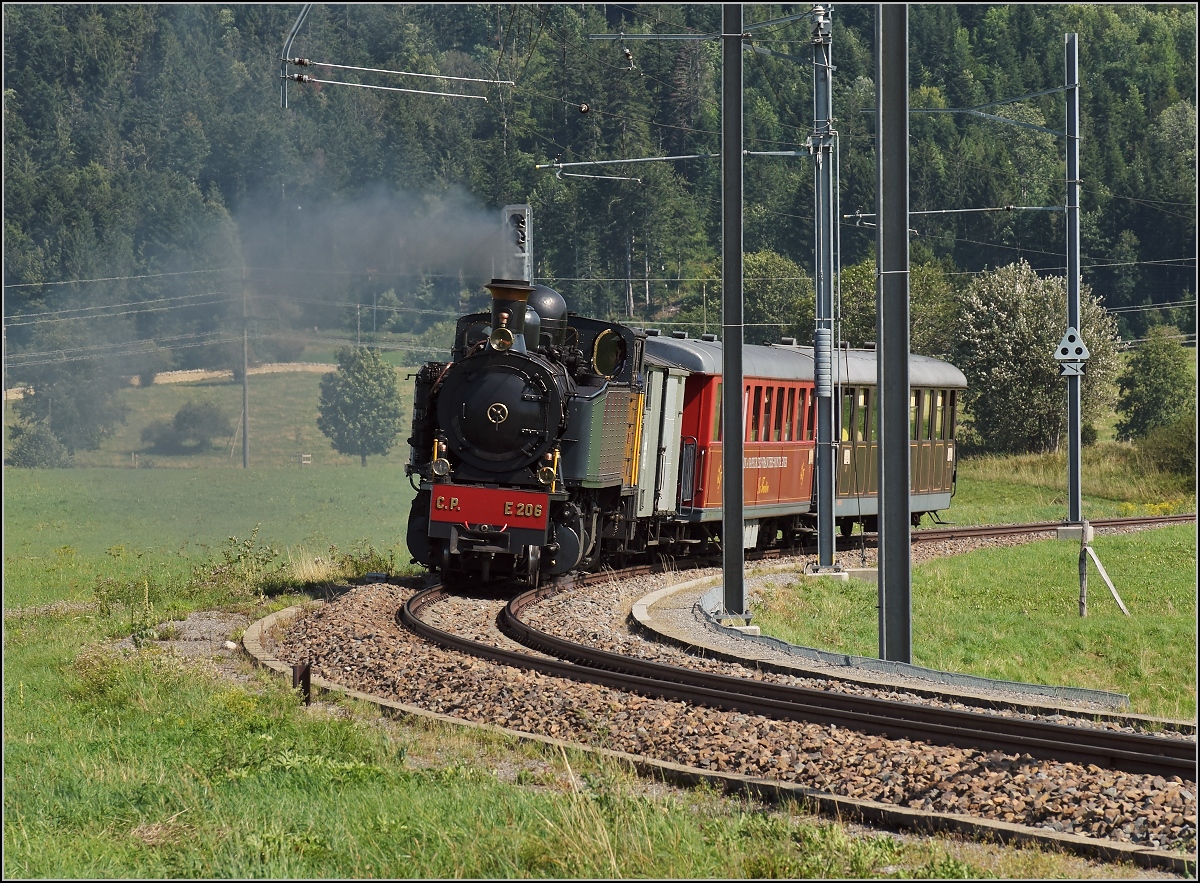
[726,624,762,636]
[845,567,878,584]
[1056,523,1094,543]
[804,568,850,581]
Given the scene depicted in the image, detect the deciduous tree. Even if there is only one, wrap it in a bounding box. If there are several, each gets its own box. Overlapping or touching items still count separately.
[4,421,72,468]
[316,347,405,467]
[953,260,1120,454]
[12,338,129,454]
[1116,325,1195,440]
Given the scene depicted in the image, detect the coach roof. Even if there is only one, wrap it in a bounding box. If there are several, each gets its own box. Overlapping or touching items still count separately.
[644,336,967,389]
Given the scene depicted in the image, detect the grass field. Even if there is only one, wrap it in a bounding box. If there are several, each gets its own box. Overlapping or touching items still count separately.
[49,370,417,469]
[751,524,1197,719]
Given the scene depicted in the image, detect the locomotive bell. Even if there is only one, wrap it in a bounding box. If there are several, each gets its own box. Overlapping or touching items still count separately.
[485,278,535,353]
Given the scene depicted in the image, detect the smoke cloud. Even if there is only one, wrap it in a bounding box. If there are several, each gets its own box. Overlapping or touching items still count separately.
[236,185,508,287]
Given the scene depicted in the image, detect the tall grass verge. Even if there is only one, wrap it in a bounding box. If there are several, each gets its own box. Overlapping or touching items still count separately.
[6,606,995,878]
[960,443,1195,510]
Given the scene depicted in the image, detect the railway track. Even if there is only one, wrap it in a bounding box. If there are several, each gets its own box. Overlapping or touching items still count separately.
[910,513,1195,543]
[400,579,1195,781]
[399,514,1196,781]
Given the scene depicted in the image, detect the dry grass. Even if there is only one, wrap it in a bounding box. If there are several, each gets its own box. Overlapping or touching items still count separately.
[960,444,1195,509]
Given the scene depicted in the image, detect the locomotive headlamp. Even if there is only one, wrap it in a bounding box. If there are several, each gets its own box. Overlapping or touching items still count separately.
[489,327,515,351]
[431,457,451,477]
[537,465,555,485]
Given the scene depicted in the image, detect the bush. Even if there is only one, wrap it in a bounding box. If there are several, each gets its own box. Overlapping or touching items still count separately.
[5,421,73,468]
[140,419,177,451]
[1139,401,1196,479]
[141,401,234,452]
[258,335,307,364]
[1116,326,1194,440]
[953,261,1120,454]
[173,400,233,447]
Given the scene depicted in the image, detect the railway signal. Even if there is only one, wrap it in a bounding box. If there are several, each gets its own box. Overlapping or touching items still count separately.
[502,205,532,282]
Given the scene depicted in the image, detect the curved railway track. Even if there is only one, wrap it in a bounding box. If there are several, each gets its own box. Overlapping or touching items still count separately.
[400,580,1195,781]
[251,513,1196,870]
[399,514,1196,781]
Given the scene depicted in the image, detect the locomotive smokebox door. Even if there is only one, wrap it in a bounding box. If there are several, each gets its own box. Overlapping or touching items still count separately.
[436,353,562,472]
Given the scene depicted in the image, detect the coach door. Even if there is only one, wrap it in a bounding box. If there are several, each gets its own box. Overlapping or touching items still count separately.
[928,389,954,492]
[911,389,952,493]
[837,387,876,497]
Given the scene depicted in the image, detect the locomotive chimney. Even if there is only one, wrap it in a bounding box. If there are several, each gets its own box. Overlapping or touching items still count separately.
[484,278,535,353]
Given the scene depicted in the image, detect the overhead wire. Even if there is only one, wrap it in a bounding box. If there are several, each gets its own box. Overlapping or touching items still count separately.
[3,268,239,289]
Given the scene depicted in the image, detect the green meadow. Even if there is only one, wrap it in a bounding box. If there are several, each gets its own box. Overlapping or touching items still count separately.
[751,524,1197,720]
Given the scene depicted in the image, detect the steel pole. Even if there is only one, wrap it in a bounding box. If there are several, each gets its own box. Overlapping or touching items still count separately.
[242,283,249,470]
[1066,33,1082,525]
[812,5,837,570]
[721,3,746,618]
[876,3,911,663]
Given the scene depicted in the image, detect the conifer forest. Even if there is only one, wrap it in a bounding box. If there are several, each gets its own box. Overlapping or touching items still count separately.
[4,4,1195,386]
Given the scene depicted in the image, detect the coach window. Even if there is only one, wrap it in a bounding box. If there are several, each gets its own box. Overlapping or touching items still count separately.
[840,388,854,442]
[783,387,795,441]
[762,387,774,442]
[920,389,933,440]
[805,389,815,440]
[933,390,946,439]
[947,390,957,438]
[712,383,722,441]
[910,391,920,441]
[741,385,748,441]
[856,388,869,442]
[870,392,879,441]
[752,385,763,441]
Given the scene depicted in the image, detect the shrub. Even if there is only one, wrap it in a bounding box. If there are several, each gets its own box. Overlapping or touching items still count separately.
[258,335,307,363]
[172,400,233,448]
[5,421,73,468]
[140,419,177,451]
[1116,326,1194,440]
[141,401,234,452]
[953,261,1119,454]
[1139,400,1196,479]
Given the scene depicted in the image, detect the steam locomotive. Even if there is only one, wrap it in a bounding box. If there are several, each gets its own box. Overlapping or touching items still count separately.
[406,278,967,586]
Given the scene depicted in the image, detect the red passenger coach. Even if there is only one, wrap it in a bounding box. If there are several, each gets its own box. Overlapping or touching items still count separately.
[646,335,820,546]
[644,333,967,545]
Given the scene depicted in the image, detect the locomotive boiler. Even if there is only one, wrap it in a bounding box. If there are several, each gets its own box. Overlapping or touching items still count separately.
[407,278,967,586]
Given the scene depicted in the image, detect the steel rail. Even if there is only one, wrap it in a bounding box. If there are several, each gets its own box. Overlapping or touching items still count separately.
[399,585,1195,779]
